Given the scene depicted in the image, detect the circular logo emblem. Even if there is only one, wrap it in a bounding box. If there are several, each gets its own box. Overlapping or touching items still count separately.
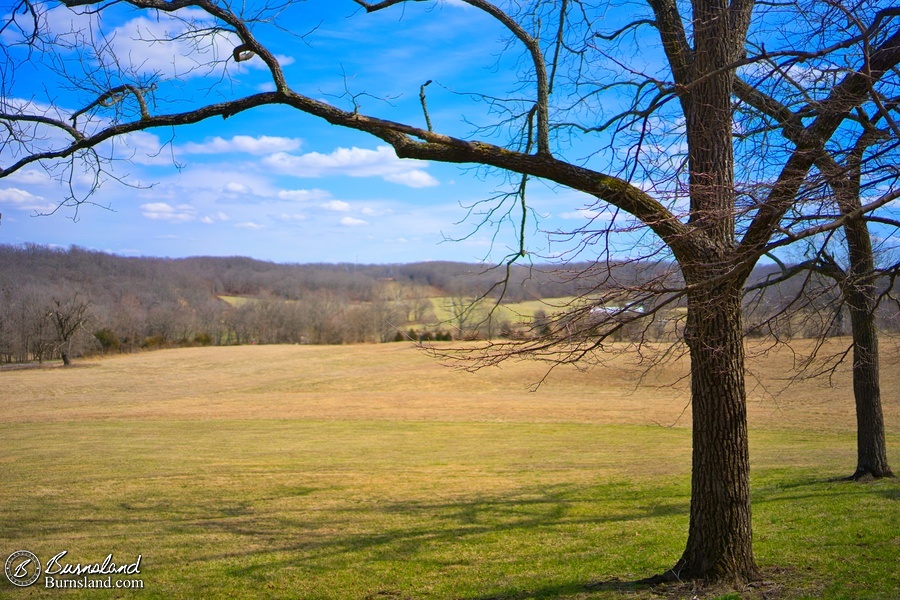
[5,550,41,587]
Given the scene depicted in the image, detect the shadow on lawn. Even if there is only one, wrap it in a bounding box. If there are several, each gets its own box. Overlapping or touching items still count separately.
[750,472,900,504]
[183,482,688,592]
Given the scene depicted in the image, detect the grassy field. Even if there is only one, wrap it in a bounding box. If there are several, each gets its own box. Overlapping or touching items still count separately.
[221,293,572,328]
[1,340,898,598]
[427,296,578,326]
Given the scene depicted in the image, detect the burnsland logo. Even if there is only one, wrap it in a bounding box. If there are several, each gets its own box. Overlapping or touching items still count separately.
[45,550,142,576]
[5,550,41,587]
[5,550,144,589]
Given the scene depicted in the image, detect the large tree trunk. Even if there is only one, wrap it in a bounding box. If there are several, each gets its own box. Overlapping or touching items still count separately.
[651,3,759,580]
[846,297,892,479]
[842,217,893,479]
[668,276,759,583]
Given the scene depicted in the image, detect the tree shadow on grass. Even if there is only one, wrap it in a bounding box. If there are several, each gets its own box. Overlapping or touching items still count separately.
[178,482,689,595]
[3,479,702,597]
[281,486,671,546]
[750,472,900,504]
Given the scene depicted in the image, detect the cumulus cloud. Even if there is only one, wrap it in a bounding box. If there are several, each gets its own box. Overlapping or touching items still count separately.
[199,211,230,224]
[43,6,293,82]
[107,12,249,79]
[320,200,351,212]
[182,135,303,156]
[262,145,439,188]
[340,216,368,227]
[111,131,173,165]
[5,169,51,185]
[272,213,308,222]
[140,202,196,222]
[0,187,54,212]
[223,182,252,195]
[361,207,392,217]
[277,188,332,202]
[383,170,440,188]
[235,221,265,230]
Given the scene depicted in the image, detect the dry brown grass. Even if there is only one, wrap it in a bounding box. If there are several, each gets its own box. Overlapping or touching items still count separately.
[3,337,896,434]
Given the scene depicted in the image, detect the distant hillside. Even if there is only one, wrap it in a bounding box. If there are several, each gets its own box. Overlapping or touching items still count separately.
[0,243,896,364]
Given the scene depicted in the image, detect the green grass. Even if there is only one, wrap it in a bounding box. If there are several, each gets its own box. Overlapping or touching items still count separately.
[2,422,897,599]
[1,343,898,598]
[428,296,577,326]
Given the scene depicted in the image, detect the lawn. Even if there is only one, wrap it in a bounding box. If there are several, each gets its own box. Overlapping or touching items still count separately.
[1,341,897,598]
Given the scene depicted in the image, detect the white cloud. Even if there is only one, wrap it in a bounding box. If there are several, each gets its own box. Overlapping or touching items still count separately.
[0,187,54,212]
[277,188,332,202]
[111,131,172,165]
[320,200,351,212]
[224,182,252,194]
[340,216,368,227]
[43,6,286,82]
[5,169,51,185]
[272,213,308,222]
[147,168,277,204]
[383,170,440,188]
[262,145,439,188]
[108,12,237,79]
[361,207,392,217]
[199,211,230,224]
[235,221,265,230]
[182,135,303,156]
[140,202,196,222]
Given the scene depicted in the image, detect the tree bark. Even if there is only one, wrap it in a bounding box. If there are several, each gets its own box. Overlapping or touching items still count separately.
[734,72,895,481]
[842,217,894,479]
[668,272,758,583]
[656,1,758,581]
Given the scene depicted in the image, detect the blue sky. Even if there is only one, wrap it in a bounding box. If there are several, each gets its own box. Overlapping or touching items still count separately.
[4,1,895,266]
[0,0,613,264]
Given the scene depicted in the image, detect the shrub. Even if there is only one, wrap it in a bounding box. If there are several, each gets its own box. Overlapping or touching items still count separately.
[93,328,120,353]
[194,332,213,346]
[141,335,169,349]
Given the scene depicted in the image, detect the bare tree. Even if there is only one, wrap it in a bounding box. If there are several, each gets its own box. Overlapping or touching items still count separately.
[444,293,481,339]
[48,292,92,365]
[733,3,899,480]
[2,0,900,584]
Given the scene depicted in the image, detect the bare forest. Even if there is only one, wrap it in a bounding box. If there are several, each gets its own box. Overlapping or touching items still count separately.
[1,243,896,365]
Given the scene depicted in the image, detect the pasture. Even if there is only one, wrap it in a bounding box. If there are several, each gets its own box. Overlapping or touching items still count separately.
[1,340,898,598]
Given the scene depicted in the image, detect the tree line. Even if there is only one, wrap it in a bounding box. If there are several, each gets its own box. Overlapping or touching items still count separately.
[0,243,648,361]
[1,242,896,365]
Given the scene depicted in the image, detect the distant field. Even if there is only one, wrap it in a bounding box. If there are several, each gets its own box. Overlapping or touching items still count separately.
[220,293,575,328]
[219,295,252,307]
[428,296,579,326]
[1,340,898,598]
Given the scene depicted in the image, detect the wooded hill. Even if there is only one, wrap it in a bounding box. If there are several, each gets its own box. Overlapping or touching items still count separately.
[0,243,896,364]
